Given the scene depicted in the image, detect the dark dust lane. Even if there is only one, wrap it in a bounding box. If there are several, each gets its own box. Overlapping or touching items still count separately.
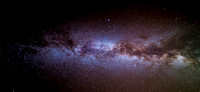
[5,4,200,92]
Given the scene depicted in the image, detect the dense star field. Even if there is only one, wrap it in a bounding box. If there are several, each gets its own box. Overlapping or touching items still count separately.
[2,2,200,92]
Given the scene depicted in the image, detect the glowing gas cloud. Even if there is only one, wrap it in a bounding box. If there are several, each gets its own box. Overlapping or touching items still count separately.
[18,6,200,91]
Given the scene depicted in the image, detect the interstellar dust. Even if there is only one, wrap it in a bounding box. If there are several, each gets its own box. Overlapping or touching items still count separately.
[14,6,200,92]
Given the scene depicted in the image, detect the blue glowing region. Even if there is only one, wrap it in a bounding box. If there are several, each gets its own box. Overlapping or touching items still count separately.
[24,17,198,70]
[29,38,193,70]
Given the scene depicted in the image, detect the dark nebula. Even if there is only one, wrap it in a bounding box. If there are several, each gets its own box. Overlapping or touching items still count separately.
[2,1,200,92]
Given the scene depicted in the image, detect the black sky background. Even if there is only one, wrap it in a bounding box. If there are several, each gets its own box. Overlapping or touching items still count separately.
[1,0,200,92]
[2,0,200,44]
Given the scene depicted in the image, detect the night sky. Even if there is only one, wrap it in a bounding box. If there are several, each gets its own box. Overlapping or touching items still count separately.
[1,1,200,92]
